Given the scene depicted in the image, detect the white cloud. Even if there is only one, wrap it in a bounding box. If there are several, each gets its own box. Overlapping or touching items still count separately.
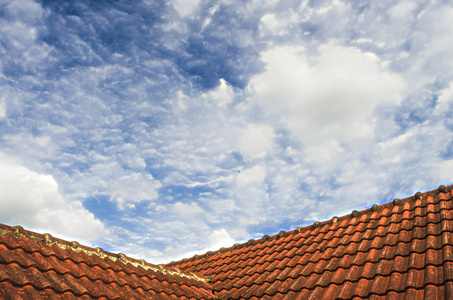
[0,0,51,74]
[202,79,235,107]
[209,229,234,249]
[435,82,453,113]
[110,173,162,209]
[248,43,405,147]
[238,124,275,160]
[174,202,204,218]
[232,164,270,226]
[163,171,205,188]
[2,0,45,23]
[0,97,6,118]
[260,12,300,37]
[415,6,453,83]
[172,0,200,17]
[0,153,105,243]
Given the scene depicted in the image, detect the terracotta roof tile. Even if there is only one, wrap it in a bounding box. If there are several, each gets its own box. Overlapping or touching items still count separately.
[0,224,215,299]
[168,184,453,299]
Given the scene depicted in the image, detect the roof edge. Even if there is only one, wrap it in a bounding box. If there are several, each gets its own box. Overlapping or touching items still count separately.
[0,223,210,283]
[166,184,453,267]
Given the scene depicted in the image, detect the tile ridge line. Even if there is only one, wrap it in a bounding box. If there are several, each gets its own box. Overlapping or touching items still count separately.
[0,225,210,283]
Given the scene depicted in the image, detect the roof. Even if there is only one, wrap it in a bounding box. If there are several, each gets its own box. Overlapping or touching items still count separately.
[1,184,452,299]
[0,223,215,299]
[167,184,453,299]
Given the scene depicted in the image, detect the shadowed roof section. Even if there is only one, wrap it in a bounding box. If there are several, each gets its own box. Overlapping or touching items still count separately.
[0,224,215,299]
[167,184,453,299]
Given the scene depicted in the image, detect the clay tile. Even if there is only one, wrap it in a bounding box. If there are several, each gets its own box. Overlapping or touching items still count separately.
[351,210,359,218]
[393,198,402,206]
[262,234,270,240]
[296,226,304,232]
[439,185,448,193]
[319,246,326,253]
[247,239,255,246]
[233,243,240,249]
[331,216,338,223]
[218,247,227,254]
[206,251,213,256]
[371,204,379,212]
[313,221,321,229]
[278,230,286,238]
[14,226,25,234]
[414,191,423,200]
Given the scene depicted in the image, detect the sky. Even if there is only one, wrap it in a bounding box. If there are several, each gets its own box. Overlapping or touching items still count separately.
[0,0,452,263]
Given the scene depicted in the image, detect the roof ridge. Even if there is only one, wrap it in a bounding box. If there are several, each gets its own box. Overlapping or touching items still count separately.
[0,224,209,283]
[166,184,452,267]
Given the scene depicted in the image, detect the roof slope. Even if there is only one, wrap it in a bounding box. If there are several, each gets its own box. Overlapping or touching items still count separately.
[168,185,453,299]
[0,224,215,299]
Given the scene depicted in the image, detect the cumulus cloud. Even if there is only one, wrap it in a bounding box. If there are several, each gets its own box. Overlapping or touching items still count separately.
[248,43,405,147]
[209,229,234,249]
[0,153,104,243]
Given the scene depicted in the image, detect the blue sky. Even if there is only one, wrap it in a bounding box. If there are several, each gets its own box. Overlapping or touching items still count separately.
[0,0,452,263]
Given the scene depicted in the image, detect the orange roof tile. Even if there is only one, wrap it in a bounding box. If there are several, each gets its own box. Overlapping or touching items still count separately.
[0,223,215,299]
[167,184,453,299]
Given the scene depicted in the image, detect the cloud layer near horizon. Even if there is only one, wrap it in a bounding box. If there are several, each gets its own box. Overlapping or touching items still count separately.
[1,0,452,263]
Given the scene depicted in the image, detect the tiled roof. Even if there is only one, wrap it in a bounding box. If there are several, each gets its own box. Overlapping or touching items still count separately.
[167,185,453,299]
[2,184,452,299]
[0,223,215,299]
